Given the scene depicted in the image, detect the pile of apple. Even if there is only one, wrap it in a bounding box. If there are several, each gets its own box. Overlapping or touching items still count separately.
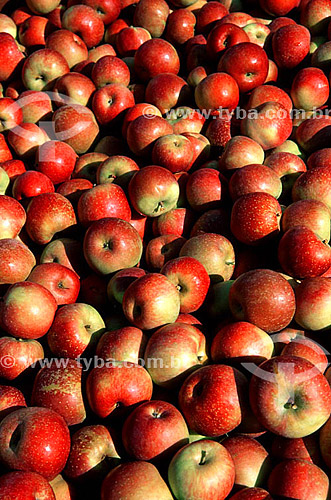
[1,0,331,498]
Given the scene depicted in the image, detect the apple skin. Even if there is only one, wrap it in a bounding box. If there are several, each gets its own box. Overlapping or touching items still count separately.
[0,159,26,181]
[26,0,61,14]
[278,226,331,278]
[260,0,299,16]
[133,0,169,38]
[25,192,77,245]
[227,488,272,499]
[145,73,191,115]
[53,72,96,107]
[296,115,331,154]
[101,461,173,500]
[96,155,139,188]
[165,9,196,46]
[320,416,331,469]
[107,268,146,305]
[96,326,147,364]
[229,269,296,333]
[0,13,17,38]
[86,361,153,419]
[291,67,329,110]
[211,321,274,365]
[0,407,70,481]
[219,135,265,172]
[0,385,26,415]
[46,29,88,69]
[73,152,108,183]
[122,273,181,330]
[153,208,195,238]
[0,238,36,285]
[145,234,186,271]
[185,168,228,212]
[250,355,331,438]
[0,97,23,133]
[230,192,282,246]
[47,302,105,359]
[272,24,311,69]
[8,123,49,160]
[206,22,249,60]
[229,164,282,201]
[127,115,173,158]
[64,425,120,479]
[134,38,180,82]
[91,55,130,88]
[196,2,229,34]
[13,170,55,201]
[168,439,235,500]
[292,165,331,210]
[62,4,104,49]
[35,140,78,185]
[31,359,85,426]
[301,0,331,35]
[179,364,248,437]
[40,237,83,276]
[0,337,44,381]
[83,217,143,275]
[264,151,307,199]
[128,166,179,218]
[294,276,331,330]
[0,281,58,340]
[122,400,189,461]
[0,195,26,240]
[218,42,269,93]
[267,459,329,500]
[116,26,151,57]
[272,434,322,464]
[22,49,70,92]
[0,33,25,83]
[281,335,328,373]
[247,84,293,113]
[195,72,239,114]
[0,471,56,500]
[222,435,270,488]
[16,90,52,124]
[92,83,135,126]
[144,322,208,387]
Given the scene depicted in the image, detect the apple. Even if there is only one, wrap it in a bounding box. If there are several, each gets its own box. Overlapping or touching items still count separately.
[301,0,331,35]
[96,326,147,364]
[40,237,83,275]
[35,140,78,185]
[294,276,331,330]
[145,234,186,271]
[126,115,173,157]
[86,361,153,418]
[260,0,300,16]
[8,123,49,159]
[145,73,191,115]
[264,151,307,199]
[18,15,53,49]
[247,84,293,113]
[62,4,104,49]
[219,135,265,172]
[83,217,143,275]
[144,322,208,387]
[227,488,272,499]
[47,302,105,358]
[0,195,26,240]
[206,23,249,60]
[291,67,329,110]
[122,273,180,330]
[292,165,331,210]
[122,400,189,461]
[229,269,296,333]
[96,155,139,188]
[0,159,26,181]
[0,13,17,38]
[153,207,195,237]
[281,335,328,373]
[196,1,228,33]
[107,267,146,305]
[195,72,239,114]
[17,90,52,124]
[26,0,61,14]
[27,262,80,305]
[0,97,23,133]
[116,26,151,57]
[134,38,180,81]
[242,22,270,47]
[0,385,26,415]
[22,48,69,92]
[133,0,169,38]
[45,29,88,69]
[53,72,96,107]
[250,355,331,437]
[91,55,130,89]
[0,33,25,83]
[0,336,44,381]
[0,238,36,285]
[229,164,282,201]
[0,471,56,500]
[272,23,311,69]
[165,9,196,46]
[73,151,108,182]
[272,434,322,464]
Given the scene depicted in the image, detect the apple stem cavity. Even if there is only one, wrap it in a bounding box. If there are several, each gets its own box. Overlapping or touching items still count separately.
[199,450,207,465]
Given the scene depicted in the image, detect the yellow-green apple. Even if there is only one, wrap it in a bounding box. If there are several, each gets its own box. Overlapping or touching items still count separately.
[31,359,85,426]
[25,192,77,245]
[83,217,143,275]
[1,281,57,340]
[12,171,55,200]
[165,9,196,46]
[206,23,249,61]
[311,39,331,71]
[247,84,293,113]
[107,268,146,305]
[0,13,17,38]
[144,322,207,387]
[187,66,208,87]
[86,361,153,418]
[91,55,130,88]
[195,72,239,114]
[281,335,328,373]
[0,407,70,480]
[133,0,169,38]
[8,123,49,159]
[35,140,78,185]
[96,326,147,363]
[0,166,9,194]
[229,269,296,333]
[160,256,210,313]
[230,192,282,245]
[242,22,270,46]
[116,26,151,57]
[0,33,25,83]
[134,38,180,81]
[264,151,307,199]
[267,459,329,499]
[249,355,331,437]
[219,136,265,172]
[122,400,189,461]
[320,416,331,468]
[101,461,173,500]
[291,67,329,110]
[272,434,321,464]
[0,337,44,381]
[227,487,272,499]
[53,72,96,107]
[301,0,331,34]
[145,73,191,115]
[196,2,228,33]
[272,24,311,68]
[218,42,269,93]
[0,385,26,416]
[0,98,23,133]
[241,101,293,150]
[45,29,88,69]
[0,471,56,500]
[0,195,26,239]
[229,164,282,201]
[64,425,120,480]
[17,90,52,124]
[27,262,80,305]
[53,103,99,154]
[145,234,186,271]
[40,237,83,275]
[49,474,75,500]
[26,0,61,14]
[62,4,104,49]
[128,165,179,217]
[294,276,331,330]
[278,226,331,278]
[179,364,248,436]
[0,238,36,285]
[47,302,105,358]
[179,233,235,282]
[292,165,331,210]
[22,49,69,92]
[122,273,181,330]
[127,115,173,157]
[96,156,139,188]
[168,439,234,500]
[211,321,274,364]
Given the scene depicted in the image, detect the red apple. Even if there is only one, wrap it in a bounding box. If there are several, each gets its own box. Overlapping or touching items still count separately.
[294,276,331,330]
[0,238,36,285]
[0,33,25,83]
[45,29,88,69]
[62,4,104,49]
[27,262,80,305]
[12,171,55,200]
[134,38,180,82]
[272,24,311,69]
[195,72,239,114]
[53,104,99,154]
[229,164,282,200]
[0,336,44,381]
[0,471,56,500]
[126,115,173,157]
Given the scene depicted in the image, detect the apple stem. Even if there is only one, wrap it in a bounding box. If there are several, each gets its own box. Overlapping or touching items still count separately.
[284,398,298,410]
[199,450,207,465]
